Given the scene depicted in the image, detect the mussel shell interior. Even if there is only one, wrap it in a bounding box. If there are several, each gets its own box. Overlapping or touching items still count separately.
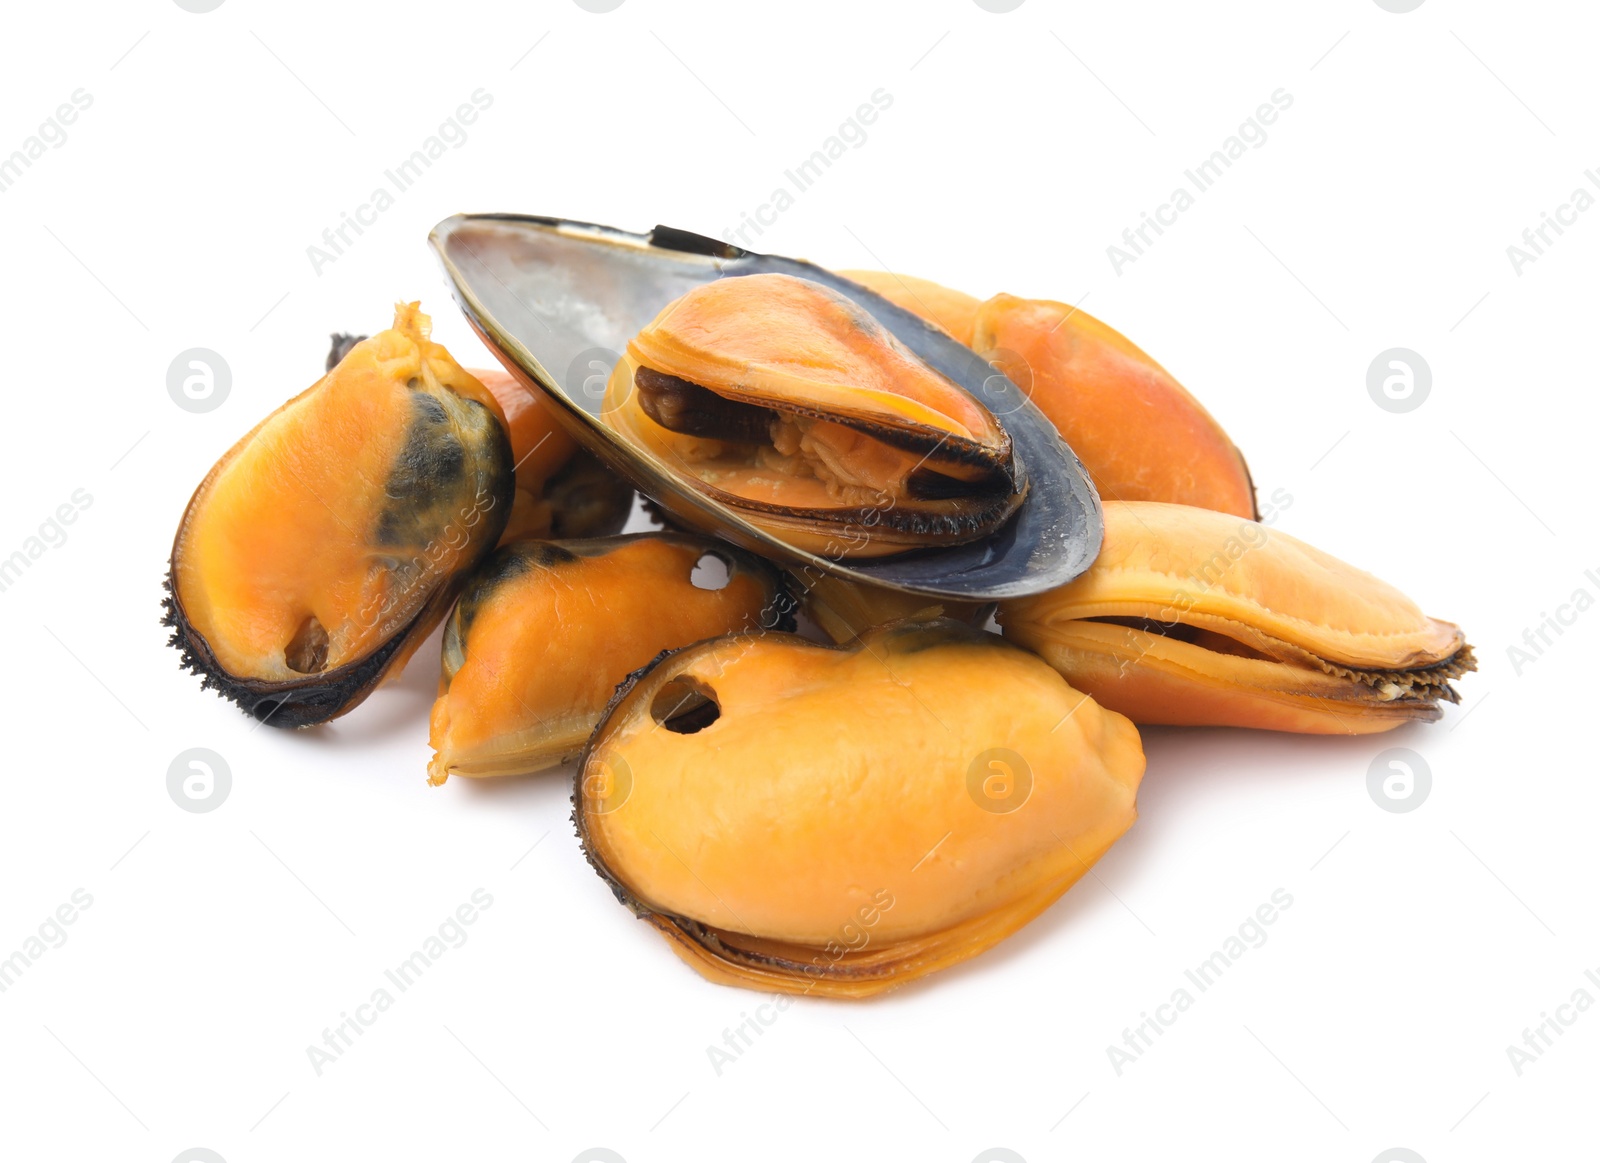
[428,214,1103,602]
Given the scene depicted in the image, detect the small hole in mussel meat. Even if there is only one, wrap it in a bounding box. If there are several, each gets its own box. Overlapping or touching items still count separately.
[285,615,330,674]
[690,552,731,591]
[650,676,721,734]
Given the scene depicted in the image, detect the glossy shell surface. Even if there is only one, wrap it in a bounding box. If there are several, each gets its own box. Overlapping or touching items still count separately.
[428,214,1102,601]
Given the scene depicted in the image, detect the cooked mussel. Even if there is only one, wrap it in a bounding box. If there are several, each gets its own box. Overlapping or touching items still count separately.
[165,303,513,727]
[838,271,1258,518]
[973,294,1256,518]
[575,619,1145,998]
[429,215,1107,600]
[328,333,632,544]
[429,534,792,783]
[601,274,1022,559]
[999,502,1475,734]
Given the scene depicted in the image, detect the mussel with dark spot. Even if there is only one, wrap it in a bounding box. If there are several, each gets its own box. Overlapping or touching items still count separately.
[327,333,633,544]
[164,303,514,727]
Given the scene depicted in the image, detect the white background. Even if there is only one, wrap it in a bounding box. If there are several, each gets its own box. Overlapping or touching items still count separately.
[0,1,1594,1161]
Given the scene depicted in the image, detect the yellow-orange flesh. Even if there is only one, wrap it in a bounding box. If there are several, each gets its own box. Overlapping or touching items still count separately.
[428,535,786,783]
[973,295,1257,517]
[579,621,1144,997]
[1000,502,1472,734]
[832,270,1258,519]
[173,304,509,683]
[602,273,1016,558]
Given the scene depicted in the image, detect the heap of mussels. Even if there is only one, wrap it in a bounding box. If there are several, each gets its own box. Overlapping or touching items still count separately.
[164,224,1473,998]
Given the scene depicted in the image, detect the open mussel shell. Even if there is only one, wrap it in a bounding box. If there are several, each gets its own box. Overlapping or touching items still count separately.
[428,214,1103,601]
[607,273,1024,559]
